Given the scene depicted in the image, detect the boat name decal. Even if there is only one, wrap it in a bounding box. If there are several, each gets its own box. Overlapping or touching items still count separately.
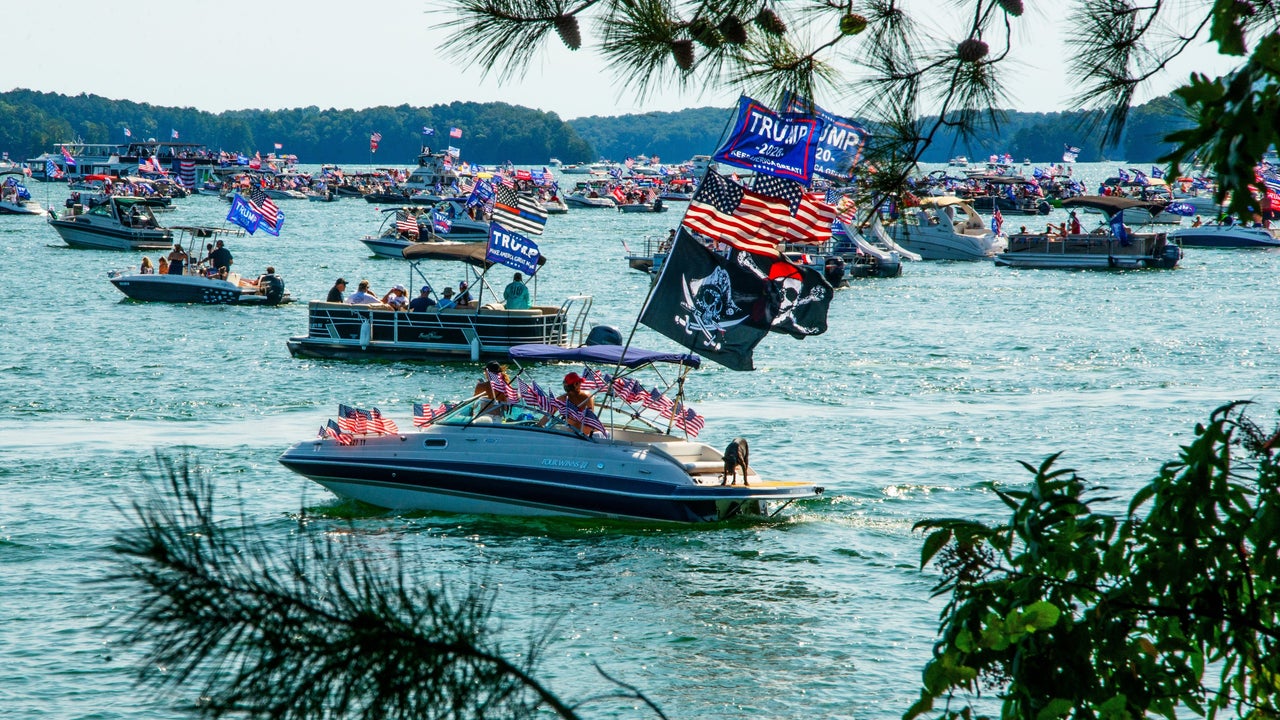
[541,458,587,469]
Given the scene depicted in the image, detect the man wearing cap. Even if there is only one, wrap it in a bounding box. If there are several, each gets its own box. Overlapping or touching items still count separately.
[502,272,530,310]
[455,281,473,308]
[326,278,347,303]
[408,285,436,312]
[207,239,233,272]
[436,286,457,310]
[382,284,409,311]
[556,372,595,434]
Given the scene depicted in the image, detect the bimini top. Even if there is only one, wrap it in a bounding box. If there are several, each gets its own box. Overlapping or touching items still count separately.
[403,241,549,269]
[509,343,702,369]
[1062,195,1164,216]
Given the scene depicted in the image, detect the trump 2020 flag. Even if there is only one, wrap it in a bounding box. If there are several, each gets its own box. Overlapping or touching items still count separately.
[226,194,262,234]
[783,93,868,181]
[1109,212,1130,245]
[712,95,825,184]
[486,222,541,276]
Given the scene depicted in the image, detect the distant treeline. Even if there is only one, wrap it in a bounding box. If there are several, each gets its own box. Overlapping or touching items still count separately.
[0,88,1193,167]
[571,97,1195,165]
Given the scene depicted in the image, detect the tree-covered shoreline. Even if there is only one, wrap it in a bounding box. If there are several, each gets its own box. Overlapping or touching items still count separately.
[0,88,1192,167]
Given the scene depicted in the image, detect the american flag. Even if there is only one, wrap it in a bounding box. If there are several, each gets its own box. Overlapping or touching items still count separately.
[45,159,62,179]
[642,388,674,415]
[450,127,463,138]
[369,407,399,435]
[672,404,705,437]
[991,208,1004,235]
[492,186,547,236]
[171,129,179,139]
[561,400,585,426]
[581,408,607,436]
[413,402,449,427]
[683,171,806,255]
[578,367,609,391]
[396,211,420,236]
[370,132,382,142]
[248,185,280,228]
[487,370,519,402]
[518,378,543,406]
[613,378,646,404]
[337,404,368,434]
[752,175,839,244]
[326,419,355,445]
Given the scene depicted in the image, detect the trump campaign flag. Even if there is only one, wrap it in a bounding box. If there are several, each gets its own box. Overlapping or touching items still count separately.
[783,93,868,181]
[486,223,541,276]
[712,95,825,184]
[226,194,262,234]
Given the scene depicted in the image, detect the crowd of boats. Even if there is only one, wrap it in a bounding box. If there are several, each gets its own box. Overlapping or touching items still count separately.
[9,137,1279,525]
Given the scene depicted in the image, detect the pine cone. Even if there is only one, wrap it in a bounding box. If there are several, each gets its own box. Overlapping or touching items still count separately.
[754,8,787,36]
[995,0,1023,16]
[553,14,581,50]
[718,15,748,44]
[839,13,868,35]
[689,18,722,49]
[671,39,695,70]
[956,38,989,62]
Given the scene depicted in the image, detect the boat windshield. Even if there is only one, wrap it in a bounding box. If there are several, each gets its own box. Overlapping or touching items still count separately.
[435,395,582,434]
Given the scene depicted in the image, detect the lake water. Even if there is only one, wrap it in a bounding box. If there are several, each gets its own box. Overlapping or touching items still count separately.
[1,163,1277,719]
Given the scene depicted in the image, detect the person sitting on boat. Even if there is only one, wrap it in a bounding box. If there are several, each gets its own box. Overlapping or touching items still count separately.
[167,244,188,275]
[139,257,154,275]
[556,372,596,435]
[382,285,409,312]
[408,285,436,312]
[216,267,230,281]
[347,280,379,305]
[436,287,457,310]
[502,272,530,310]
[326,278,347,303]
[455,281,473,307]
[157,256,168,275]
[473,361,511,402]
[1192,215,1203,228]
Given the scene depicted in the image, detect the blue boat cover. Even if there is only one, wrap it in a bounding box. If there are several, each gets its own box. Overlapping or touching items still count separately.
[509,344,702,369]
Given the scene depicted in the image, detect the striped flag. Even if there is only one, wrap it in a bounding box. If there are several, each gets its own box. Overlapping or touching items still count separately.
[751,175,839,245]
[45,159,63,179]
[682,171,794,255]
[581,408,607,436]
[248,185,280,228]
[396,211,420,236]
[60,146,76,166]
[449,127,463,138]
[579,367,609,391]
[487,370,519,402]
[642,388,674,415]
[672,403,704,437]
[492,186,547,236]
[337,404,368,434]
[326,419,355,445]
[369,408,399,435]
[171,129,179,139]
[413,402,449,427]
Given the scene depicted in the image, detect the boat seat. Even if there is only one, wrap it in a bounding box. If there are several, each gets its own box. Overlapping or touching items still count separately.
[683,461,725,474]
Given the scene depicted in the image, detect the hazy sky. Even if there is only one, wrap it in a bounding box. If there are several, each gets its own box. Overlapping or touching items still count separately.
[6,0,1241,121]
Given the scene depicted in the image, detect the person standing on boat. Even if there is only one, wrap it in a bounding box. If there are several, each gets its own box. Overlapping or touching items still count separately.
[167,244,188,275]
[207,239,232,272]
[1068,211,1082,235]
[502,272,530,310]
[326,278,347,303]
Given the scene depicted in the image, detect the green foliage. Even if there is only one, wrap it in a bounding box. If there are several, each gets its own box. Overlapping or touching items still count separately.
[107,455,667,719]
[911,403,1280,720]
[0,89,594,164]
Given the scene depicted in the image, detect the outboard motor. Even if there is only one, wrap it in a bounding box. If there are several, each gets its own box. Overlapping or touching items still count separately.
[584,325,623,346]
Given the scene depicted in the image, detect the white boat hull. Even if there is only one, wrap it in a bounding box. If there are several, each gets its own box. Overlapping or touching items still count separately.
[1168,224,1280,248]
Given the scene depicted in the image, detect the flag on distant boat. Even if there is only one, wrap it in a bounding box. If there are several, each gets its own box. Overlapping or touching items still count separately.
[1117,168,1131,182]
[1109,212,1130,245]
[991,207,1004,235]
[449,127,463,138]
[274,142,283,150]
[1062,144,1079,163]
[396,211,420,236]
[1164,201,1197,216]
[42,159,61,179]
[423,126,434,136]
[60,146,76,166]
[123,127,131,138]
[368,408,399,435]
[1151,166,1165,179]
[324,419,355,445]
[248,185,280,230]
[492,185,548,236]
[431,209,452,234]
[179,161,196,188]
[370,132,382,153]
[171,129,179,139]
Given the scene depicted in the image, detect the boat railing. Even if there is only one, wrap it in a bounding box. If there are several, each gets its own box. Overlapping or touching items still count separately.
[1004,231,1164,255]
[563,295,594,346]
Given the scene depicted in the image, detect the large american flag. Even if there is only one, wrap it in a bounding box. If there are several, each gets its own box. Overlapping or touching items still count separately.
[682,171,829,254]
[396,211,419,236]
[368,407,399,435]
[492,186,547,236]
[248,185,280,228]
[337,404,368,434]
[752,175,839,245]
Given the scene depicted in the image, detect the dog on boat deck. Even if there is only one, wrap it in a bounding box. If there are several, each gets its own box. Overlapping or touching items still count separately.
[722,438,750,486]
